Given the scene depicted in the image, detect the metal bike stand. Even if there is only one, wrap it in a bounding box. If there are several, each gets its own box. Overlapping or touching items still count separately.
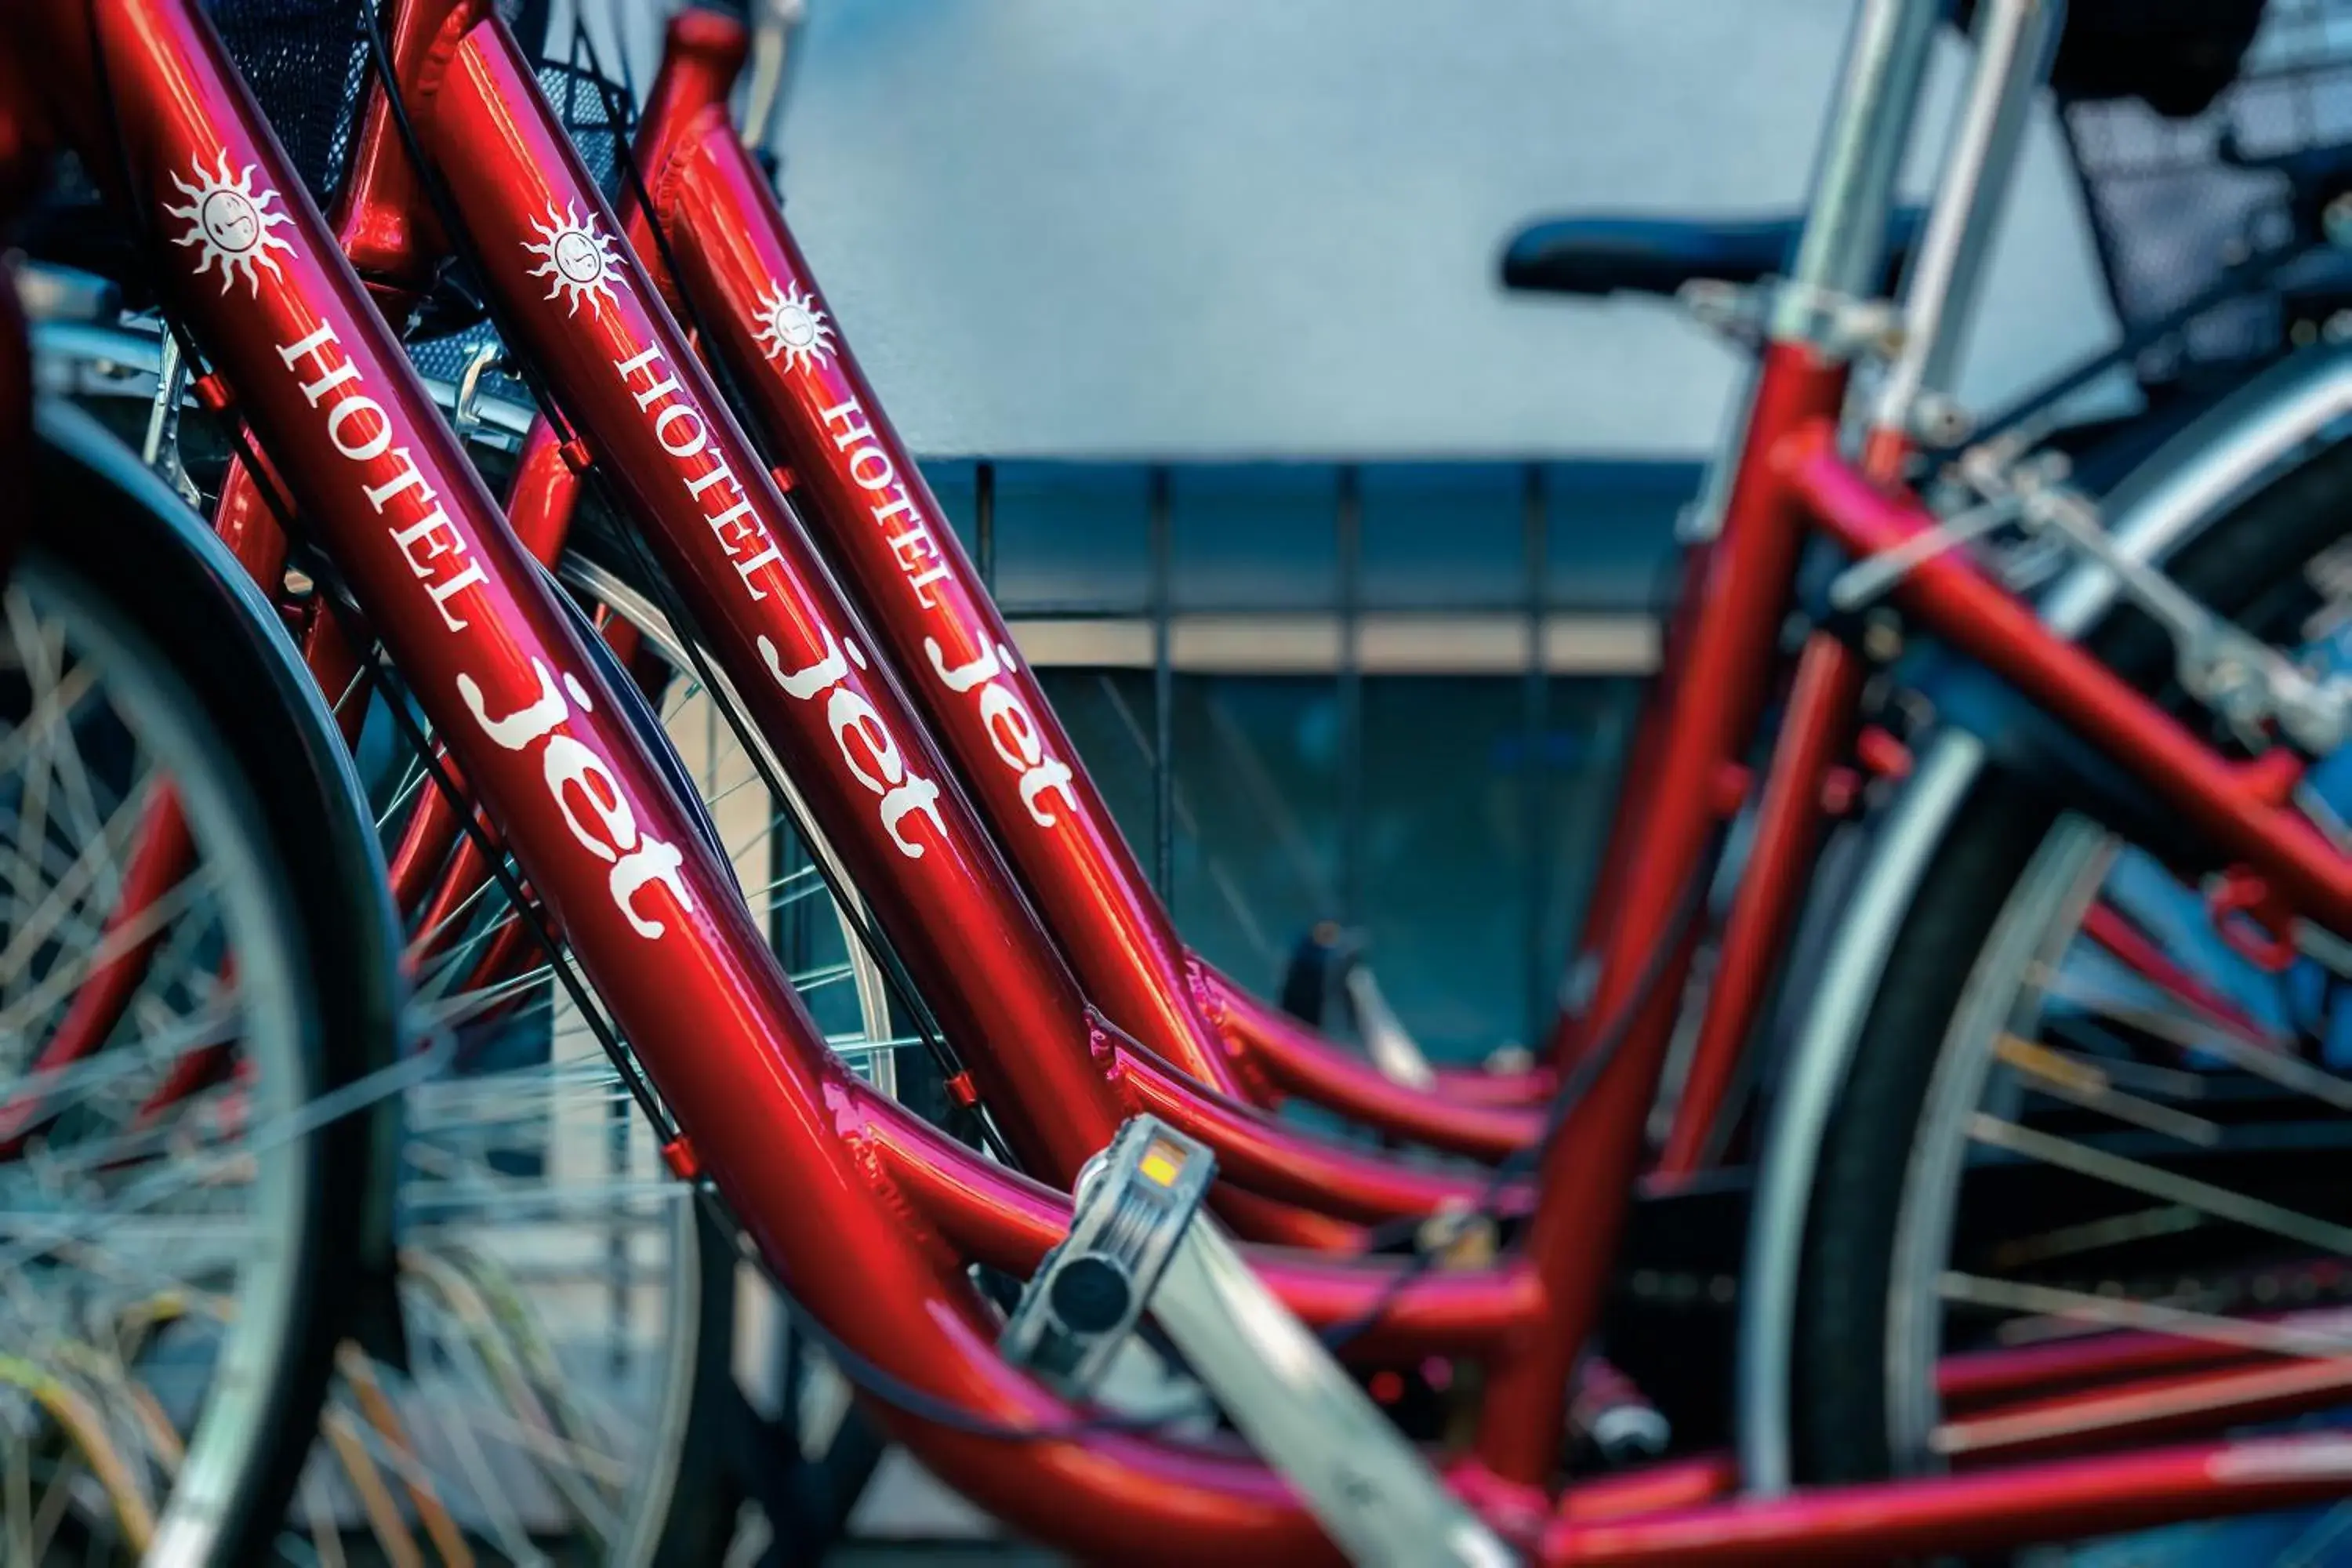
[1004,1116,1517,1567]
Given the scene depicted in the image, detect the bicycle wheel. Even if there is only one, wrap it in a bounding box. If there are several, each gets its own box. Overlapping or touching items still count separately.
[1792,433,2352,1544]
[1,411,398,1566]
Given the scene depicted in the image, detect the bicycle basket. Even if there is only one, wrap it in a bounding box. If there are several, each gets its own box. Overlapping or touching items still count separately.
[206,0,372,207]
[205,0,586,213]
[208,0,635,392]
[2060,0,2352,391]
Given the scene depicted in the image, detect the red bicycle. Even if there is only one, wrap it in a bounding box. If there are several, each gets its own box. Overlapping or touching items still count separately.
[593,0,2352,1524]
[13,0,2352,1561]
[0,189,405,1561]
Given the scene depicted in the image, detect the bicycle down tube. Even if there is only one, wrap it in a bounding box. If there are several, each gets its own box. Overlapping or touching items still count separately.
[546,0,2352,1491]
[589,0,2352,1490]
[607,3,1867,1487]
[0,2,1432,1558]
[617,12,1559,1149]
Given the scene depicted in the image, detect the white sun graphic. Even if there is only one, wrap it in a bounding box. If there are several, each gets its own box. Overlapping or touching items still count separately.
[162,151,296,296]
[522,202,626,318]
[752,281,836,373]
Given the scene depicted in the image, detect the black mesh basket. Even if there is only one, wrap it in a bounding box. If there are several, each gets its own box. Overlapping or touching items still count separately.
[2060,0,2352,391]
[403,52,634,397]
[206,0,372,207]
[206,0,575,208]
[208,1,636,401]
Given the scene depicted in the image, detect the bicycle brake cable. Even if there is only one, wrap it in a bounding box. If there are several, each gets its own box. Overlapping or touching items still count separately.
[1316,834,1722,1354]
[561,24,1002,1158]
[350,0,1004,1161]
[566,11,1732,1375]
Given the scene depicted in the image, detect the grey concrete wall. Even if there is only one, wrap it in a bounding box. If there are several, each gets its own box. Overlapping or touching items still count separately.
[583,2,2126,459]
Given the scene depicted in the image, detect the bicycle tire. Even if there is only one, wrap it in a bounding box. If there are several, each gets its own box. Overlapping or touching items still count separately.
[10,403,401,1565]
[1791,430,2352,1489]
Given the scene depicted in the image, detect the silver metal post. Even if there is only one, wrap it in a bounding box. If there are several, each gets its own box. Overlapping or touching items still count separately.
[1771,0,1947,340]
[1682,0,1945,543]
[1870,0,2065,440]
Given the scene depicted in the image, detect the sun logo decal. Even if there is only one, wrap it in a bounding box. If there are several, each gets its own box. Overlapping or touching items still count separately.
[523,203,626,318]
[752,281,836,373]
[163,152,296,296]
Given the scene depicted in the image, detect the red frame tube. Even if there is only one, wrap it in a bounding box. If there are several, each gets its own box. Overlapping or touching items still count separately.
[586,9,2352,1512]
[625,15,1545,1146]
[361,3,1502,1250]
[1655,633,1861,1178]
[1479,343,1855,1479]
[7,5,1355,1556]
[1786,426,2352,932]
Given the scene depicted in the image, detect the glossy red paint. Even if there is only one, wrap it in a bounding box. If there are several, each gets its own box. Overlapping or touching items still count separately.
[503,417,581,562]
[7,5,1370,1558]
[0,800,191,1149]
[401,0,1134,1183]
[1424,1054,1560,1107]
[852,1082,1543,1359]
[1195,970,1547,1155]
[364,3,1498,1246]
[212,454,292,584]
[1482,343,1855,1482]
[622,16,1541,1155]
[1656,633,1862,1178]
[1546,1435,2352,1565]
[1556,1456,1740,1522]
[2081,900,2271,1042]
[26,4,2352,1559]
[1939,1302,2352,1411]
[632,14,1254,1094]
[1553,544,1704,1076]
[1787,425,2352,933]
[1106,1031,1519,1223]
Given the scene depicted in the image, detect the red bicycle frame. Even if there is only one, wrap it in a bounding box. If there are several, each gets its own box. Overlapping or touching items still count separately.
[17,0,2352,1559]
[517,0,2352,1517]
[349,0,1538,1250]
[620,12,1561,1146]
[601,2,2352,1476]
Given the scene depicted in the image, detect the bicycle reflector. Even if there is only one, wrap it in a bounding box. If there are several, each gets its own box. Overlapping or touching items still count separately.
[1000,1116,1215,1395]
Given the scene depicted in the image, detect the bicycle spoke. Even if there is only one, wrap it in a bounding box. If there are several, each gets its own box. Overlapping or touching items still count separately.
[1969,1113,2352,1256]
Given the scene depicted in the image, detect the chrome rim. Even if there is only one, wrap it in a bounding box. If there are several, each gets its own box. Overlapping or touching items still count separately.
[1888,814,2352,1488]
[0,555,309,1563]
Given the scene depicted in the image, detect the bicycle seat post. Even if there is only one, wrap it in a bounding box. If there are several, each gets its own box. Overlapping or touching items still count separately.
[1773,0,1944,344]
[1682,0,1943,543]
[1867,0,2064,458]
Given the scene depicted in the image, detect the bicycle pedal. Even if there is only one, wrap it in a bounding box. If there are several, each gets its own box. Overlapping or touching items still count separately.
[1002,1116,1515,1567]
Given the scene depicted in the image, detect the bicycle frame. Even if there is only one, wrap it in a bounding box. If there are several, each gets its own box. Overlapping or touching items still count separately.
[19,0,2352,1559]
[501,0,2352,1513]
[617,12,1561,1149]
[347,0,1537,1252]
[604,0,2352,1465]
